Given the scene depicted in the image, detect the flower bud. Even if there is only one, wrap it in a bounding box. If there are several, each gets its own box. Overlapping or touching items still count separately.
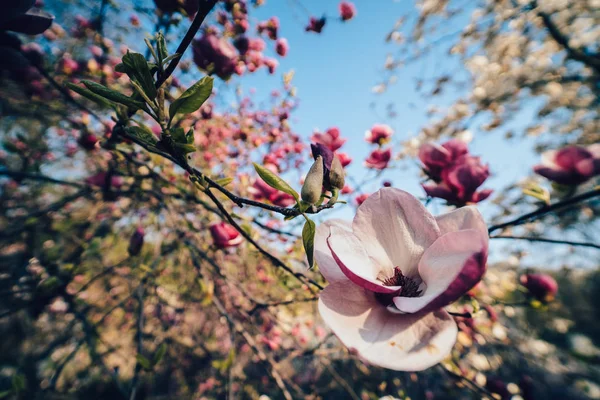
[329,155,345,190]
[301,156,324,204]
[128,227,145,256]
[210,222,242,249]
[520,273,558,302]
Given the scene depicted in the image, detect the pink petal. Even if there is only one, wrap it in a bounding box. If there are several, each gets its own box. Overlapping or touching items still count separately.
[314,219,352,283]
[327,226,401,294]
[319,280,457,371]
[435,206,487,236]
[393,229,488,314]
[352,188,441,278]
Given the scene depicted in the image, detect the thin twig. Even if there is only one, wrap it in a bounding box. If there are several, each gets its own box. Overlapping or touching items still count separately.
[487,188,600,234]
[155,0,218,89]
[490,235,600,250]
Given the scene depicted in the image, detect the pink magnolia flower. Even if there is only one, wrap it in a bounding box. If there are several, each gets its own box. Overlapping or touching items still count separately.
[419,139,468,181]
[275,38,288,57]
[339,1,356,21]
[311,127,346,152]
[364,148,392,170]
[210,222,243,249]
[305,16,326,33]
[336,152,352,167]
[423,155,492,206]
[354,193,368,205]
[85,172,123,188]
[192,33,238,80]
[520,273,558,302]
[365,124,393,145]
[249,178,296,208]
[533,144,600,186]
[316,188,488,370]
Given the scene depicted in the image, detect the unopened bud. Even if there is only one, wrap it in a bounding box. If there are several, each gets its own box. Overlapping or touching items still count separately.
[128,227,145,256]
[329,156,345,190]
[301,156,324,204]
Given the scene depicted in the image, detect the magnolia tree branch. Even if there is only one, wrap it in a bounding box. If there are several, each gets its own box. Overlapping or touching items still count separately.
[490,235,600,250]
[487,188,600,234]
[155,0,218,89]
[203,188,324,291]
[114,127,332,217]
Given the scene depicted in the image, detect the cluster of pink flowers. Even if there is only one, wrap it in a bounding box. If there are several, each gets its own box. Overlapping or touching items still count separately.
[192,3,287,80]
[364,124,393,170]
[533,144,600,186]
[419,139,492,206]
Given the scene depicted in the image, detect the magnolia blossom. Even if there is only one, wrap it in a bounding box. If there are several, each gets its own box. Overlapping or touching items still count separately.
[520,273,558,302]
[336,152,352,167]
[316,188,488,370]
[85,172,123,188]
[275,38,288,57]
[210,222,243,249]
[423,155,493,205]
[311,127,346,152]
[192,33,238,80]
[364,148,392,170]
[365,124,393,145]
[305,16,326,33]
[533,144,600,185]
[249,177,296,207]
[339,2,356,21]
[419,139,468,181]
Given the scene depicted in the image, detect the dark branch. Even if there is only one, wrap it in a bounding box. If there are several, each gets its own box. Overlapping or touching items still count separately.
[491,235,600,250]
[488,188,600,234]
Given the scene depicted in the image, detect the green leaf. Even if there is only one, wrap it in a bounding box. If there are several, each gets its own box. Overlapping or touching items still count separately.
[82,80,145,110]
[156,32,168,61]
[0,390,12,399]
[170,127,187,144]
[214,177,233,187]
[66,82,113,108]
[122,51,157,100]
[302,218,316,268]
[125,125,158,146]
[153,343,167,365]
[185,129,194,144]
[174,143,197,154]
[136,354,153,371]
[253,163,299,202]
[12,374,25,392]
[169,76,214,118]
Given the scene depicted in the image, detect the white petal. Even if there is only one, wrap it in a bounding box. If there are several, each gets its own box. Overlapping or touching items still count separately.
[315,219,352,283]
[327,226,401,294]
[319,281,458,371]
[435,205,488,236]
[393,229,487,314]
[352,188,440,278]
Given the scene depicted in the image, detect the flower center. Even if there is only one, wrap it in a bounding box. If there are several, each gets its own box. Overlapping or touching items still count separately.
[375,267,423,308]
[381,267,423,298]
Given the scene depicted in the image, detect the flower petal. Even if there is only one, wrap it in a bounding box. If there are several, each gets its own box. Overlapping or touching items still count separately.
[393,229,488,314]
[314,219,352,283]
[352,188,441,278]
[319,280,457,371]
[435,205,487,236]
[327,226,401,293]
